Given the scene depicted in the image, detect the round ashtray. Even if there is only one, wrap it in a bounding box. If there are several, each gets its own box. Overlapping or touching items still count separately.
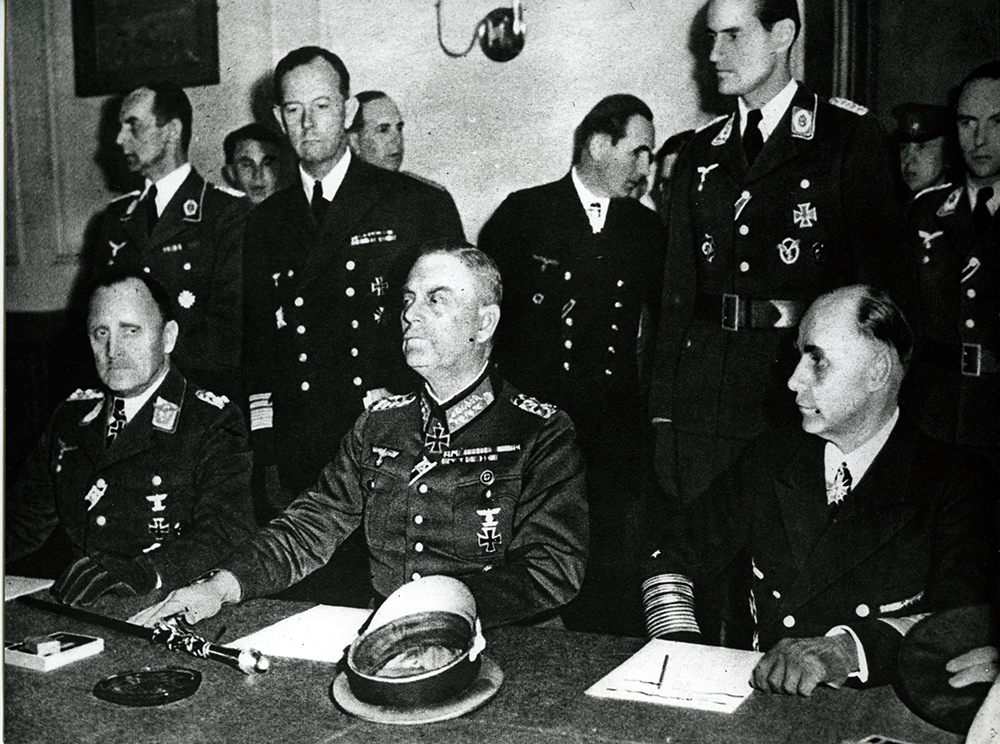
[93,667,202,707]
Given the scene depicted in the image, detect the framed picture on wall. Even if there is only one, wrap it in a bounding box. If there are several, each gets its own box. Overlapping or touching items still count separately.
[71,0,220,97]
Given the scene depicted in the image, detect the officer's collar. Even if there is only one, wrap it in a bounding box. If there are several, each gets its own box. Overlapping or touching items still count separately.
[420,365,495,436]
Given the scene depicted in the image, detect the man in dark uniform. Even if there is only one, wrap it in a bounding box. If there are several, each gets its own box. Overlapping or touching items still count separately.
[6,271,255,606]
[243,47,465,519]
[642,286,996,695]
[893,102,954,198]
[478,94,666,635]
[905,61,1000,470]
[133,244,588,631]
[89,83,248,400]
[650,0,911,512]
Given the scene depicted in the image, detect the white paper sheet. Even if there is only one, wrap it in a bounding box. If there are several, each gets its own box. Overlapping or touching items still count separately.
[229,605,372,664]
[585,639,762,713]
[4,576,55,601]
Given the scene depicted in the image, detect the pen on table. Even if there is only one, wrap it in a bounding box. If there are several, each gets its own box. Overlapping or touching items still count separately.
[657,654,670,689]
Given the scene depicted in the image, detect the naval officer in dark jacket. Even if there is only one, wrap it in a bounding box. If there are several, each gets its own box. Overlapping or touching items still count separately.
[642,286,997,694]
[6,271,255,606]
[133,243,588,631]
[650,0,912,511]
[89,82,249,400]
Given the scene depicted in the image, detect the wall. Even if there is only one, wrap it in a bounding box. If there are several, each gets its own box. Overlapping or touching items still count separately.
[5,0,717,312]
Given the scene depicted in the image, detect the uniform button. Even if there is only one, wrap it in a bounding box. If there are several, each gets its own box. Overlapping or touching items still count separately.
[351,348,359,357]
[484,489,493,498]
[414,542,424,552]
[856,604,870,618]
[482,565,493,572]
[414,515,424,525]
[301,381,310,391]
[418,483,428,494]
[685,339,692,348]
[800,179,810,189]
[921,255,930,264]
[299,353,307,362]
[608,346,615,353]
[287,270,294,277]
[346,260,356,270]
[966,319,975,329]
[294,297,304,307]
[563,362,570,371]
[772,589,781,599]
[612,324,618,331]
[967,288,976,298]
[411,572,421,581]
[297,325,306,334]
[152,475,162,486]
[565,317,573,326]
[740,261,750,272]
[783,615,795,628]
[617,280,624,287]
[183,262,191,271]
[55,465,62,473]
[143,266,151,273]
[739,224,749,236]
[564,271,572,281]
[353,376,363,386]
[605,369,613,375]
[614,301,623,308]
[95,515,107,526]
[96,478,107,489]
[741,190,751,200]
[345,287,355,297]
[564,340,573,349]
[351,320,360,329]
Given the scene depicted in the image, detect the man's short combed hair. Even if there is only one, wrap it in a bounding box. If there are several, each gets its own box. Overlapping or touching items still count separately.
[754,0,801,43]
[223,123,282,164]
[853,285,914,370]
[952,60,1000,106]
[348,91,390,133]
[90,268,176,325]
[572,94,654,165]
[273,46,351,101]
[417,240,503,307]
[142,82,193,153]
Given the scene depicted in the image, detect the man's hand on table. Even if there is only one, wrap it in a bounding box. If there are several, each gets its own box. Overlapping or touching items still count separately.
[129,569,242,627]
[752,634,858,696]
[947,646,999,688]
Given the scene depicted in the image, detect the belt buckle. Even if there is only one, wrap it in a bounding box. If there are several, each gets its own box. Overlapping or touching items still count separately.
[961,343,982,377]
[722,293,742,331]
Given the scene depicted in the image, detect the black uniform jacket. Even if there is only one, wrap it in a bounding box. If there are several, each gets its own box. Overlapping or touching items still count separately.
[478,173,667,448]
[92,169,248,386]
[5,367,255,591]
[643,417,998,685]
[906,182,999,452]
[223,374,589,629]
[242,157,465,501]
[651,84,912,439]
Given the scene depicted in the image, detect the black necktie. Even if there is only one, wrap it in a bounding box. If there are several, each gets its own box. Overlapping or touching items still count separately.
[311,180,327,224]
[106,397,127,447]
[144,185,159,235]
[973,187,994,234]
[743,108,764,166]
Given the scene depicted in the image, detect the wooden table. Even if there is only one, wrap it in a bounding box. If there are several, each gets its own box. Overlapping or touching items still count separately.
[3,592,961,744]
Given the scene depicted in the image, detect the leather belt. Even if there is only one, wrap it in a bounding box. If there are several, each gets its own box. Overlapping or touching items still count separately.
[694,293,806,331]
[921,339,999,377]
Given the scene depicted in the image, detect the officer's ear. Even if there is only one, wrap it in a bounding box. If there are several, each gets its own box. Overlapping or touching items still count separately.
[162,320,179,356]
[768,17,796,58]
[475,304,501,344]
[587,132,612,163]
[867,344,893,392]
[344,96,360,131]
[272,104,288,136]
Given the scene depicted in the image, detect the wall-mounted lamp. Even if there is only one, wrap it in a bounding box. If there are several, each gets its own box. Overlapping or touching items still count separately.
[436,0,525,62]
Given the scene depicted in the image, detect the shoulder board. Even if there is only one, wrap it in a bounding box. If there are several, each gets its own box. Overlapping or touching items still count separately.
[66,388,103,402]
[914,181,954,201]
[370,392,417,412]
[510,393,559,419]
[109,190,141,205]
[828,97,868,116]
[195,389,230,409]
[695,114,728,134]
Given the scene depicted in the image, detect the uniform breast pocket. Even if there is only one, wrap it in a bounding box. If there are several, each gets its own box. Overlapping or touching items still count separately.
[361,464,406,550]
[451,472,518,561]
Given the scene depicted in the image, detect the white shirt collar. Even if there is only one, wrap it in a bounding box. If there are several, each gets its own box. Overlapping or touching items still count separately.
[110,364,171,424]
[965,175,1000,215]
[299,149,351,205]
[571,167,609,234]
[739,79,799,140]
[824,407,900,488]
[144,162,192,217]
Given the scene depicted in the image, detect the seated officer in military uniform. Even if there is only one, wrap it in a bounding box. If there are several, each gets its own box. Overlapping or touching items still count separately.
[133,243,589,630]
[641,285,997,695]
[5,270,255,606]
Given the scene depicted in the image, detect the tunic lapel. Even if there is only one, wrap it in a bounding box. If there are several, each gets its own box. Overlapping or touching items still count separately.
[772,435,828,570]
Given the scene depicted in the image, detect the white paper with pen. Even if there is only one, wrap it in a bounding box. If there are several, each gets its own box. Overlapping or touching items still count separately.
[585,639,762,713]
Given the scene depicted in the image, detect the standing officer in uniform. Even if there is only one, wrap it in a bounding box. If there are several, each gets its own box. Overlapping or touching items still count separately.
[478,94,666,635]
[90,83,249,400]
[650,0,910,514]
[642,286,997,694]
[6,270,254,606]
[893,103,954,198]
[243,47,465,518]
[133,244,588,631]
[906,60,1000,470]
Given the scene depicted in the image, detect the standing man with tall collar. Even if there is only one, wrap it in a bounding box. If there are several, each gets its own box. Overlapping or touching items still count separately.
[650,0,911,518]
[478,94,667,635]
[243,47,465,521]
[91,82,249,401]
[906,61,1000,470]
